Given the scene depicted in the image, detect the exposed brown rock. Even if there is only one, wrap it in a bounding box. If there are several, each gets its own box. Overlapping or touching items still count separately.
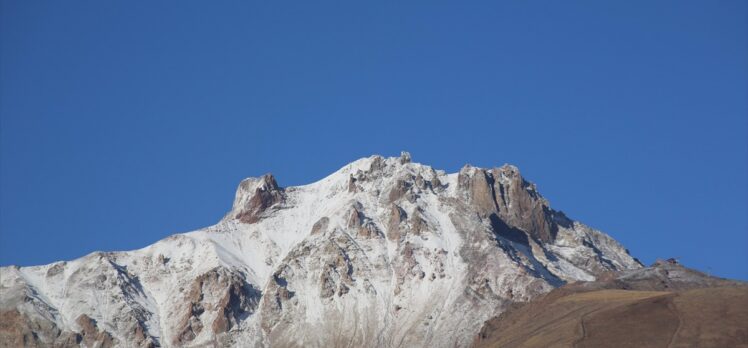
[427,249,448,280]
[0,308,91,348]
[458,166,498,216]
[174,268,260,345]
[456,164,564,244]
[347,175,358,193]
[409,209,427,236]
[76,314,116,348]
[391,242,426,295]
[212,275,260,334]
[431,175,442,190]
[311,217,330,235]
[367,156,385,174]
[414,174,426,190]
[319,272,336,299]
[489,165,558,243]
[260,267,295,333]
[346,206,381,239]
[175,305,203,345]
[388,178,411,203]
[387,204,407,241]
[319,241,355,299]
[232,174,285,224]
[45,262,66,277]
[347,207,363,229]
[0,309,56,347]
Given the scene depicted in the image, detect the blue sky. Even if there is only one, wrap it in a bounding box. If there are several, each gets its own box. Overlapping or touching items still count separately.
[1,1,746,280]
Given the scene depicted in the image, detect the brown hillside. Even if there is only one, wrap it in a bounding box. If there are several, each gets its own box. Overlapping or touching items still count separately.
[474,262,748,348]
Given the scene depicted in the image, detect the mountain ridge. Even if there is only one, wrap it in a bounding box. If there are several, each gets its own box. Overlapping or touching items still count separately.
[1,153,641,347]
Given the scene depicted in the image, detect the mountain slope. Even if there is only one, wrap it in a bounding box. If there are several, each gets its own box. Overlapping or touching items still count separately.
[473,261,748,348]
[0,153,641,347]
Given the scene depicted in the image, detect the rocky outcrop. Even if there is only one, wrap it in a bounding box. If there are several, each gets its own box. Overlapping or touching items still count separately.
[347,205,382,239]
[0,309,63,348]
[386,204,407,241]
[311,216,330,235]
[318,243,355,298]
[76,314,116,348]
[457,165,572,244]
[259,266,296,333]
[174,268,261,345]
[229,174,285,224]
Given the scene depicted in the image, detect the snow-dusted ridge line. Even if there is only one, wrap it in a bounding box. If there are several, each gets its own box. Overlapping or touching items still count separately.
[0,152,641,348]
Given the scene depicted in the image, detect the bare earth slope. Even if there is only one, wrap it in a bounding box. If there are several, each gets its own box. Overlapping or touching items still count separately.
[474,261,748,348]
[1,153,643,347]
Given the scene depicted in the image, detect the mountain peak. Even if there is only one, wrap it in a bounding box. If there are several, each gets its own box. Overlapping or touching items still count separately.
[1,154,643,347]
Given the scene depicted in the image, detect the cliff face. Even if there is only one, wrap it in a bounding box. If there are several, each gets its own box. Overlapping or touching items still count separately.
[0,153,641,347]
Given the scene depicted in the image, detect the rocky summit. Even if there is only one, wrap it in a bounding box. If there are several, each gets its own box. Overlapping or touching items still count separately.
[0,153,642,347]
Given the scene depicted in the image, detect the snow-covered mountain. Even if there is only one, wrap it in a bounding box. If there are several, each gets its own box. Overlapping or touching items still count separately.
[0,153,641,347]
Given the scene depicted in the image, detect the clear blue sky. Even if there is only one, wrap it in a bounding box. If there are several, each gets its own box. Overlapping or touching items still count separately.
[1,1,746,280]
